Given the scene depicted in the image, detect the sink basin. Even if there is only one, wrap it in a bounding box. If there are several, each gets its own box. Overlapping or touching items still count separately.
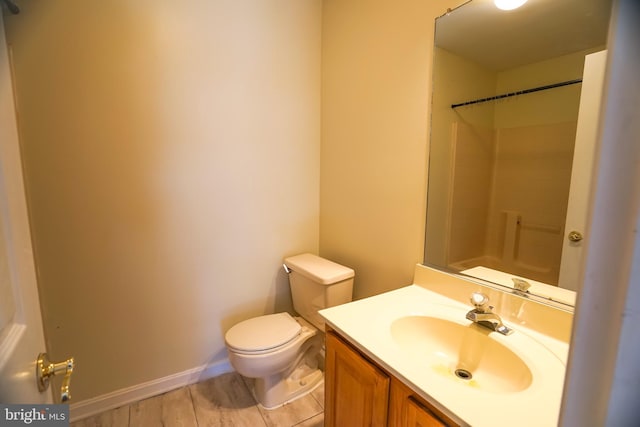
[391,316,532,393]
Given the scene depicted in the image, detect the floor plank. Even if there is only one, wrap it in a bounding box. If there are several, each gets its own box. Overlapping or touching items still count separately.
[70,405,129,427]
[257,393,323,427]
[189,372,267,427]
[293,413,324,427]
[129,391,162,426]
[310,381,324,409]
[129,386,198,427]
[161,387,199,427]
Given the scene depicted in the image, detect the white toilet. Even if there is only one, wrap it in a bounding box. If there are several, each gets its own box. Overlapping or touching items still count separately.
[224,253,354,409]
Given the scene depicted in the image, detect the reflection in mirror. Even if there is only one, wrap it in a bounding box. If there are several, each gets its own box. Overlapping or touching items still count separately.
[424,0,612,307]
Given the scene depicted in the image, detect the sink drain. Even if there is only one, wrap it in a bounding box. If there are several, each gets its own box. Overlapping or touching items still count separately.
[454,368,473,380]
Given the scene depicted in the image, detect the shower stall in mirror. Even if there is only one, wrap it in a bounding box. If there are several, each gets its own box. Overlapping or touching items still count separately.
[428,48,585,286]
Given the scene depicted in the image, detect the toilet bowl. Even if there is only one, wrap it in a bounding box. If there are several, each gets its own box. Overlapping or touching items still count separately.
[224,253,354,409]
[225,313,323,409]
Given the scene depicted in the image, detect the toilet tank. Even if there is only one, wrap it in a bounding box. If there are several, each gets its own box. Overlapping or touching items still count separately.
[284,253,354,331]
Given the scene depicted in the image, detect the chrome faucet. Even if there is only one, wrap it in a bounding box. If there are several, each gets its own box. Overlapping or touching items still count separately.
[465,292,513,335]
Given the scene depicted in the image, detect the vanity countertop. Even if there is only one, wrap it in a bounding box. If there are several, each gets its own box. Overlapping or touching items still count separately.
[319,275,570,427]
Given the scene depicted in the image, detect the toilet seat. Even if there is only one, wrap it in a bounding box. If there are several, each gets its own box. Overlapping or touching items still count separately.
[225,312,302,354]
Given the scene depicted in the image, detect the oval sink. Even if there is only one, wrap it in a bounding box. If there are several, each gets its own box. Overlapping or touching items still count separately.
[391,316,532,393]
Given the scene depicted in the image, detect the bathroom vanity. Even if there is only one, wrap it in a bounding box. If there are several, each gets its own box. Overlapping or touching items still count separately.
[319,265,573,427]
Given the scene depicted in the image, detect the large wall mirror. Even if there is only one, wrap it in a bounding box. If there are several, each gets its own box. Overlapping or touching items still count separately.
[424,0,612,307]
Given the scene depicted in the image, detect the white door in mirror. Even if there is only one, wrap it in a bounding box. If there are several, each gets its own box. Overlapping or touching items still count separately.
[559,50,608,290]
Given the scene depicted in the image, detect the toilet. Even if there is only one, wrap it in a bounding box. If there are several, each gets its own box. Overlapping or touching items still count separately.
[224,253,354,409]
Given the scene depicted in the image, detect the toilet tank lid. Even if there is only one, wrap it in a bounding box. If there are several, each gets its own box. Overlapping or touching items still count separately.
[284,253,354,285]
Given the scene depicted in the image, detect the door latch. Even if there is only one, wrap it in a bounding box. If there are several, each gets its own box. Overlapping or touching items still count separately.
[36,352,74,403]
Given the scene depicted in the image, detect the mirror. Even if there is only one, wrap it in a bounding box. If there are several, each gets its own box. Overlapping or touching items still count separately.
[424,0,612,307]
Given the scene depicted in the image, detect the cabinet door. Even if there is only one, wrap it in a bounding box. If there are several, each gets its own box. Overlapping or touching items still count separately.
[406,397,446,427]
[389,378,458,427]
[325,331,390,427]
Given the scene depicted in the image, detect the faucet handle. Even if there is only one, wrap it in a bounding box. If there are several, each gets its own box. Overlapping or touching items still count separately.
[512,278,531,293]
[470,292,491,312]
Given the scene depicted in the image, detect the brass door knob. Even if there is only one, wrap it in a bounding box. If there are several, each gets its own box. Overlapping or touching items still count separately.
[36,352,74,402]
[568,231,584,242]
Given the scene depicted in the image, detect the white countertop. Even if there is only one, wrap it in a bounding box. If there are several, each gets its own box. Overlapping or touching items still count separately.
[320,284,569,427]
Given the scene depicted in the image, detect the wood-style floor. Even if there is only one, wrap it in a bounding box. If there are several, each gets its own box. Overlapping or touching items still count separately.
[70,372,324,427]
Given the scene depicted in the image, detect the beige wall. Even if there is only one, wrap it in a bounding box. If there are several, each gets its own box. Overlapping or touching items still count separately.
[320,0,463,299]
[5,0,321,402]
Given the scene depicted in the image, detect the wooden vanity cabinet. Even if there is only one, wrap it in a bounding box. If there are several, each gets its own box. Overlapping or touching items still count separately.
[325,329,459,427]
[325,330,390,427]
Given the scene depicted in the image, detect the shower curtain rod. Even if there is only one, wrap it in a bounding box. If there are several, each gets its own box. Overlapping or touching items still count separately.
[451,78,582,109]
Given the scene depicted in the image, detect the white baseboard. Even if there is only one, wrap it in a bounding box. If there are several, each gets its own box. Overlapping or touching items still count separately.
[69,359,233,422]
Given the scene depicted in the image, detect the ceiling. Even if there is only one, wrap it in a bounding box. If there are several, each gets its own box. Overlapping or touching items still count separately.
[435,0,612,71]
